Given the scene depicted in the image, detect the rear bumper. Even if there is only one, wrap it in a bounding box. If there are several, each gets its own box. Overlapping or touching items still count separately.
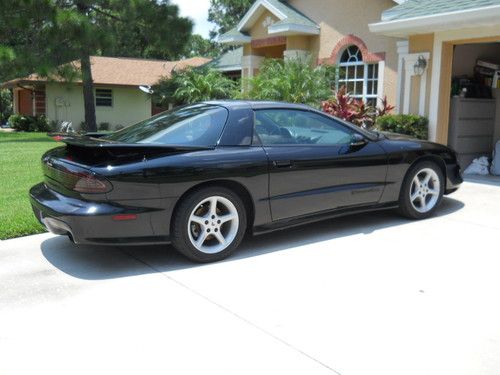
[445,163,463,194]
[30,183,171,245]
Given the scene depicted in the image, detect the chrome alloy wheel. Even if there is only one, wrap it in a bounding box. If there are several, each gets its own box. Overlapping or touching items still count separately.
[187,196,239,254]
[409,168,440,213]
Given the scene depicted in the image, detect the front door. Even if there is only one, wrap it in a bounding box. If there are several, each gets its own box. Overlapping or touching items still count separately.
[18,89,33,116]
[254,108,388,221]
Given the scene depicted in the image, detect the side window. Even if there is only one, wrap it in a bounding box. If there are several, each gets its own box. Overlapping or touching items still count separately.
[95,89,113,107]
[254,109,354,145]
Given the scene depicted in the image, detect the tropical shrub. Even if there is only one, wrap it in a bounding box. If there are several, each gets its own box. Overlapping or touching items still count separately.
[175,67,238,103]
[32,115,50,132]
[8,114,50,132]
[321,86,371,126]
[376,96,395,118]
[242,58,337,107]
[375,114,428,140]
[78,121,87,133]
[321,86,395,127]
[8,114,29,131]
[154,67,238,106]
[153,75,180,107]
[0,89,12,124]
[98,122,110,131]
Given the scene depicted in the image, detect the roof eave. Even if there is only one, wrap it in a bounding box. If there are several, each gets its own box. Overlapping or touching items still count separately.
[237,0,287,32]
[1,79,45,89]
[268,23,320,36]
[0,80,170,89]
[370,5,500,37]
[218,34,252,45]
[216,64,242,72]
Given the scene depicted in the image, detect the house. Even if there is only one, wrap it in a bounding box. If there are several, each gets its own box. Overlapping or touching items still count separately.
[218,0,402,107]
[370,0,500,167]
[209,47,244,80]
[1,56,210,130]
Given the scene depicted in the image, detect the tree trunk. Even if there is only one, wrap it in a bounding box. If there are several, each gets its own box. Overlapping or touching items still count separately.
[80,53,97,132]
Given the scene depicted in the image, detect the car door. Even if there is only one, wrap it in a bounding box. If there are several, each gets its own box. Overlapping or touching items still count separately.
[254,108,388,221]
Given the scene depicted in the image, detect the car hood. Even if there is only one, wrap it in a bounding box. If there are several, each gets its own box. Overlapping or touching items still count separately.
[376,130,459,161]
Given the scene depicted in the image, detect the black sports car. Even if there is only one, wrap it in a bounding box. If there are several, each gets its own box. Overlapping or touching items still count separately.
[31,101,463,262]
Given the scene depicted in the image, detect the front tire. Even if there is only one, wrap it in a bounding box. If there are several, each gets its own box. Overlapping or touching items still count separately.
[398,161,444,219]
[171,187,247,262]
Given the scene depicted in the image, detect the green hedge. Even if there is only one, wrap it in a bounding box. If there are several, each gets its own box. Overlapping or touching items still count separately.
[375,114,428,140]
[8,114,51,132]
[98,122,110,131]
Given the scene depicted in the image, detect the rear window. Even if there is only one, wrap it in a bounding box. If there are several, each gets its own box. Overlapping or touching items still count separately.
[103,104,228,147]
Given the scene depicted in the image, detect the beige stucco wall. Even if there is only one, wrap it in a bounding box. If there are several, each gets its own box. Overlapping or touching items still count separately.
[243,10,282,57]
[45,83,151,130]
[287,0,400,105]
[250,10,279,40]
[286,35,311,51]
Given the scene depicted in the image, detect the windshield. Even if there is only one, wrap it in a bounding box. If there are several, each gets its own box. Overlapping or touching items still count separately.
[103,104,228,147]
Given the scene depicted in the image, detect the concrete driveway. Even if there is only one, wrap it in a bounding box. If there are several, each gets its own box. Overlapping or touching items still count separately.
[1,177,500,375]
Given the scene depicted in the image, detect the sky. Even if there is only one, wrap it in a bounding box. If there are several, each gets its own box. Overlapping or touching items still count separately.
[171,0,215,38]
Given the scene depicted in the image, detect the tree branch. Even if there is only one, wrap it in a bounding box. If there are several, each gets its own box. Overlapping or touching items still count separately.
[89,5,123,22]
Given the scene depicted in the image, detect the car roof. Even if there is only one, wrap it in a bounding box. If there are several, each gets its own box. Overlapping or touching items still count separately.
[201,100,381,142]
[202,100,313,111]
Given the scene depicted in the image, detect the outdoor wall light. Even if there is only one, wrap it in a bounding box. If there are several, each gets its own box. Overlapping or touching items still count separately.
[414,55,427,76]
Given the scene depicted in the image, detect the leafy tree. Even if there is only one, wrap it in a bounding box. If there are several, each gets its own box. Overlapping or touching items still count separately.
[242,58,337,107]
[182,35,222,59]
[0,2,64,83]
[154,67,238,105]
[102,2,192,59]
[153,73,181,107]
[208,0,253,39]
[0,89,13,124]
[0,1,192,132]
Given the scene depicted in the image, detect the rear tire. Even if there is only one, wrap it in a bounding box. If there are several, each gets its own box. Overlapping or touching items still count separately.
[171,187,247,263]
[398,161,444,220]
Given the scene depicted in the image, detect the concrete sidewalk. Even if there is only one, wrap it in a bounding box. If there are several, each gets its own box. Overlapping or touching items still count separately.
[1,178,500,375]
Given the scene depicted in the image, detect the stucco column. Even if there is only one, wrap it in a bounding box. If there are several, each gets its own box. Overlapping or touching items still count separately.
[283,50,310,62]
[402,52,430,116]
[396,40,409,113]
[241,55,265,78]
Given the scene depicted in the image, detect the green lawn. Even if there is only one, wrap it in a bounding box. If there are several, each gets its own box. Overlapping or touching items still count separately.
[0,132,60,240]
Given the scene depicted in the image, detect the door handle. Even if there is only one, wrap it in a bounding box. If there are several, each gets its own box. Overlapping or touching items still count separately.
[273,160,292,168]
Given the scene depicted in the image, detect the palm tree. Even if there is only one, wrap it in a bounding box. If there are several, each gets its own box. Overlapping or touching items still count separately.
[243,58,336,107]
[173,67,238,104]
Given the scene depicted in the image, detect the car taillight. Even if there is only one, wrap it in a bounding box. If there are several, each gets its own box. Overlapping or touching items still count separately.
[73,172,113,193]
[43,157,113,194]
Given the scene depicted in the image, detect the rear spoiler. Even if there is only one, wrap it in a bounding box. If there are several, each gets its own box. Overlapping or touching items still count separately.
[47,133,213,152]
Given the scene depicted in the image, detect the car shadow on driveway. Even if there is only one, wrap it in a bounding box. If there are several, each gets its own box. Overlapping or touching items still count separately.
[41,197,464,280]
[464,175,500,187]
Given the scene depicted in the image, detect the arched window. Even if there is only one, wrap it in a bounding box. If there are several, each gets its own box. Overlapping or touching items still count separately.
[338,46,379,106]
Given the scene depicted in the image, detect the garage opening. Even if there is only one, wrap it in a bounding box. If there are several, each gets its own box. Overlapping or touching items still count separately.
[449,43,500,175]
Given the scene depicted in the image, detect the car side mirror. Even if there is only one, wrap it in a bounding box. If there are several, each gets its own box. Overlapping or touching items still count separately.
[350,133,367,147]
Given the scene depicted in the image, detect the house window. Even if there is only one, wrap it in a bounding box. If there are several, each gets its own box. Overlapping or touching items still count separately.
[337,46,379,106]
[95,89,113,107]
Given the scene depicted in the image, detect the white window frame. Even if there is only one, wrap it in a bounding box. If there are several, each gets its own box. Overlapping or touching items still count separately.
[336,46,383,106]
